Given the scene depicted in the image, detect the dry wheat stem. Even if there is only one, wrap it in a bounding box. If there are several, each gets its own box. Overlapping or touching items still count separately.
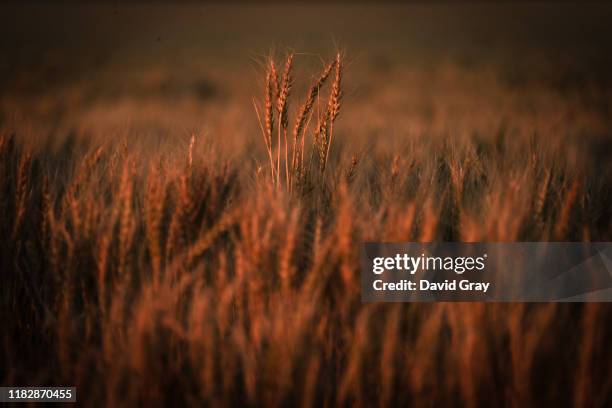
[277,53,294,189]
[324,53,342,174]
[291,60,335,189]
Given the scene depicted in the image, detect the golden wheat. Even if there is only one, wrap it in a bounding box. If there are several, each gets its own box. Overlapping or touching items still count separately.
[0,49,610,407]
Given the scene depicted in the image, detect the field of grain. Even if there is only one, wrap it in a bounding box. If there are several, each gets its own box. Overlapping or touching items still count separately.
[1,3,612,406]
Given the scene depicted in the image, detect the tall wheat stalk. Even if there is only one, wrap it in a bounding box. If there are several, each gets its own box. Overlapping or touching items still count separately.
[255,52,343,191]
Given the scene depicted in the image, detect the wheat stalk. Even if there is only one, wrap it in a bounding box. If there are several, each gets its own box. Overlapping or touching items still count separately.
[324,53,343,172]
[277,53,294,188]
[291,60,335,189]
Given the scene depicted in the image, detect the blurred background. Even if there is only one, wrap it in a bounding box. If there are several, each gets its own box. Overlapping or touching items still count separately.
[1,2,611,156]
[1,5,612,404]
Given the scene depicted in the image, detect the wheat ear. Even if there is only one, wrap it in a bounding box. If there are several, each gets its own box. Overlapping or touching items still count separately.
[265,64,276,184]
[277,53,294,188]
[324,53,342,172]
[291,60,335,188]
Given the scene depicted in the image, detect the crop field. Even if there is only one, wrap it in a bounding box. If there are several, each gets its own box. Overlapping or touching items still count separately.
[1,3,611,406]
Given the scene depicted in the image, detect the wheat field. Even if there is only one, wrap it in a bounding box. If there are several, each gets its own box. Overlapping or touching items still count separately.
[1,3,612,406]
